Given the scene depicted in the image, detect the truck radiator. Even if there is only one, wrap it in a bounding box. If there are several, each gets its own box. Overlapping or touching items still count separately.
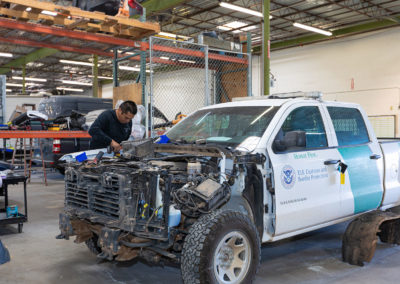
[65,170,123,220]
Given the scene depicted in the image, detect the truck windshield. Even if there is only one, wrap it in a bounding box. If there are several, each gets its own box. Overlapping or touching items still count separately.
[166,106,279,147]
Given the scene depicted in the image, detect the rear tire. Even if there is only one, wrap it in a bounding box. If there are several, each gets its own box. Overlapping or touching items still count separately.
[85,235,102,255]
[181,210,260,284]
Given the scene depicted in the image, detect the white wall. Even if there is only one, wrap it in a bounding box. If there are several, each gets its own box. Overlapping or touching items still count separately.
[251,26,400,136]
[252,26,400,95]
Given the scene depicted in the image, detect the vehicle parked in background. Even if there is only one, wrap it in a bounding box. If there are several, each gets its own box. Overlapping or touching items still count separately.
[37,96,112,172]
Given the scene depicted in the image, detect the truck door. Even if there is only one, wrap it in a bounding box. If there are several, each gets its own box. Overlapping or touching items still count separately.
[268,104,343,235]
[325,106,384,215]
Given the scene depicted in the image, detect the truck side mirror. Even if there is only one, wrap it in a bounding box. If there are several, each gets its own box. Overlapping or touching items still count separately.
[273,139,287,152]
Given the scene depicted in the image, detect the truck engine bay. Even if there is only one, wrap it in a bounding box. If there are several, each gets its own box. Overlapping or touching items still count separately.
[58,140,266,262]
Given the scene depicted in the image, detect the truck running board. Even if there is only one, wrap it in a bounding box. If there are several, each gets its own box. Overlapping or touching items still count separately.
[342,207,400,266]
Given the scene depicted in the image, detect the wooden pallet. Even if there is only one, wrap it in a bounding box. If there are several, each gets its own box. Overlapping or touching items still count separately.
[0,0,160,39]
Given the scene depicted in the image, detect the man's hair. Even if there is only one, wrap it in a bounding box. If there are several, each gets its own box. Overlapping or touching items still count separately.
[119,100,137,115]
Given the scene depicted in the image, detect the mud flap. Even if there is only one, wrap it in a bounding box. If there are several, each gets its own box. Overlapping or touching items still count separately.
[342,209,400,266]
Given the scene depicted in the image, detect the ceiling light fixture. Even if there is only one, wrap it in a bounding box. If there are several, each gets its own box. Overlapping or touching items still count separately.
[89,75,114,80]
[293,22,332,36]
[56,87,84,92]
[158,32,191,40]
[12,76,47,82]
[219,2,263,18]
[119,66,151,73]
[61,80,92,86]
[7,83,23,87]
[178,59,196,64]
[6,89,11,92]
[41,10,58,16]
[59,59,94,66]
[26,7,32,12]
[0,52,13,58]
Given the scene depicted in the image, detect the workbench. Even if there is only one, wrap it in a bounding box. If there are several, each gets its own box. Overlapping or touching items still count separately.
[0,174,28,233]
[0,131,91,185]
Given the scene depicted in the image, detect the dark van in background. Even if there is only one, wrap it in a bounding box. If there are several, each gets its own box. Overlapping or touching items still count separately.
[37,96,112,172]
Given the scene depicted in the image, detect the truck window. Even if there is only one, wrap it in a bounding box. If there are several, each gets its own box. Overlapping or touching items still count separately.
[274,106,327,152]
[327,107,370,146]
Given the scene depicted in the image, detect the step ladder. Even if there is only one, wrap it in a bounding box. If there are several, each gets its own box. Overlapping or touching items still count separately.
[11,138,47,186]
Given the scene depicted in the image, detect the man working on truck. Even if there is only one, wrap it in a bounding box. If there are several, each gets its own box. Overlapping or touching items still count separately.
[89,100,137,152]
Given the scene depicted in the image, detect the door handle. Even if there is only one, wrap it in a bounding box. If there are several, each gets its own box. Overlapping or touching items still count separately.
[324,159,341,165]
[370,154,381,160]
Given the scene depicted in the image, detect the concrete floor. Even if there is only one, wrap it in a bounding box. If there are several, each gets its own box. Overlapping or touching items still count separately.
[1,172,400,284]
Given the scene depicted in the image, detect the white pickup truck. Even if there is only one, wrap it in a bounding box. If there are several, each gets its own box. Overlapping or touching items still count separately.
[58,92,400,283]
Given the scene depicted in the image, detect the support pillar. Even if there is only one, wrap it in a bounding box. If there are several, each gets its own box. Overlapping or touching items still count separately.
[92,54,98,97]
[263,0,270,96]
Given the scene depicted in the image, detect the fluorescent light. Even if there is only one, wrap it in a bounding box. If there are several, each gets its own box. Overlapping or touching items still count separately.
[6,89,11,92]
[56,87,84,92]
[224,21,247,29]
[178,59,196,64]
[158,32,191,40]
[61,80,92,86]
[12,76,47,82]
[293,22,332,36]
[59,59,94,66]
[241,25,258,31]
[0,52,12,58]
[88,75,113,80]
[219,2,263,18]
[7,83,23,87]
[160,56,170,60]
[217,26,231,31]
[119,66,151,73]
[41,10,58,16]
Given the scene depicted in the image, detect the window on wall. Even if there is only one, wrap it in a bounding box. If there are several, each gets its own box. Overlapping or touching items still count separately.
[274,106,328,152]
[327,107,370,146]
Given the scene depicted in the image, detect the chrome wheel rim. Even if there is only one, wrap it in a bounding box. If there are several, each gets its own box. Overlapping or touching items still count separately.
[213,231,251,284]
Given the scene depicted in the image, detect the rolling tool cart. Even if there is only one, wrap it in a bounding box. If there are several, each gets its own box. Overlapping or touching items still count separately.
[0,175,28,233]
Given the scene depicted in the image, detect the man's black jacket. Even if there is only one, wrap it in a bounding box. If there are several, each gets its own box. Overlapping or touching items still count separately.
[89,109,132,149]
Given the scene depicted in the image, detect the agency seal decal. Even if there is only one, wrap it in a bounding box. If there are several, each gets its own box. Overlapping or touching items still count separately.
[281,165,296,189]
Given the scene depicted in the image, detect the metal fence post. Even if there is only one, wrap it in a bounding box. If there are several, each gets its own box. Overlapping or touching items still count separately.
[113,48,119,87]
[205,46,210,106]
[247,32,252,97]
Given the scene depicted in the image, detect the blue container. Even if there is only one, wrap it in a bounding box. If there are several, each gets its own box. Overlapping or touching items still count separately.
[6,205,18,218]
[76,152,88,162]
[158,206,181,227]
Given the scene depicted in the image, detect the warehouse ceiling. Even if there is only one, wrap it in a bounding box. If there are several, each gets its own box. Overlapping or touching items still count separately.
[0,0,399,95]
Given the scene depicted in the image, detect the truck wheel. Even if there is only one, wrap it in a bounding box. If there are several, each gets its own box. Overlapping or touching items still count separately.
[181,210,260,284]
[85,235,102,255]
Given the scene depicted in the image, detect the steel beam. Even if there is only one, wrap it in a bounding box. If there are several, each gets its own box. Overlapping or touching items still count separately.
[0,47,58,75]
[0,18,140,47]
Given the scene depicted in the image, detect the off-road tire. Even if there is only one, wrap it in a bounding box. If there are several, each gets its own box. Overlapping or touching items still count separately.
[181,210,260,284]
[85,235,102,255]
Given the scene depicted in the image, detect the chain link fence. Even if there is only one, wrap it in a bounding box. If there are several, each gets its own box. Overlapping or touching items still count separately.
[149,37,251,136]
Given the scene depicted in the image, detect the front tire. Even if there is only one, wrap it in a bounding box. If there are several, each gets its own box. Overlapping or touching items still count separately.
[181,210,260,284]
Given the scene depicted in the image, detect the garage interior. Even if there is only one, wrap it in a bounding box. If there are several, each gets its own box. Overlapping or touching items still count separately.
[0,0,400,283]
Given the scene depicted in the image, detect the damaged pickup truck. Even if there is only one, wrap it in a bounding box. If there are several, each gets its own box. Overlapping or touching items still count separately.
[58,92,400,283]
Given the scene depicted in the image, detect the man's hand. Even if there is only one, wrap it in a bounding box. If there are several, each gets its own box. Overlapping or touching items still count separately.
[110,140,122,153]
